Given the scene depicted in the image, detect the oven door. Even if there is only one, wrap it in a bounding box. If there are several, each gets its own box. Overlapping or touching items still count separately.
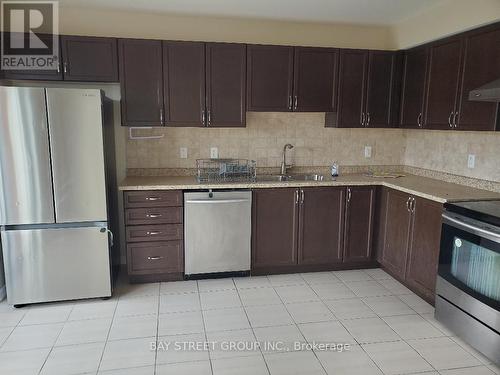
[438,211,500,328]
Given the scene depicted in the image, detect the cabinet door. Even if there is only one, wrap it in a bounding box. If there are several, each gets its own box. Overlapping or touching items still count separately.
[293,47,337,112]
[381,188,412,280]
[246,45,294,111]
[425,39,463,130]
[343,186,375,263]
[298,188,345,265]
[206,43,246,127]
[406,197,442,301]
[337,49,368,128]
[400,48,428,129]
[252,189,299,269]
[118,39,164,127]
[0,32,62,81]
[365,51,398,128]
[456,27,500,131]
[163,41,205,127]
[61,36,118,82]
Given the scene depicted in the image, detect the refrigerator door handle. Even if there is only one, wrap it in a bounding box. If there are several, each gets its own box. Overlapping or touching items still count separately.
[106,229,114,247]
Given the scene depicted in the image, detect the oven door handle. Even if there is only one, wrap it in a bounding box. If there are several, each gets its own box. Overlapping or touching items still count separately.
[442,212,500,243]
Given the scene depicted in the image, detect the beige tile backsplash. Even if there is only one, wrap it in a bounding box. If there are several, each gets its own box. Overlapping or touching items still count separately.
[126,112,500,183]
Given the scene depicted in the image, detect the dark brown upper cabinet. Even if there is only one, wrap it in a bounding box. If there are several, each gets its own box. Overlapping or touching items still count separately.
[61,36,118,82]
[334,49,400,128]
[246,45,294,111]
[118,39,164,127]
[456,26,500,131]
[293,47,338,112]
[163,41,206,127]
[425,38,464,130]
[400,48,428,129]
[247,45,337,112]
[343,186,375,264]
[206,43,246,127]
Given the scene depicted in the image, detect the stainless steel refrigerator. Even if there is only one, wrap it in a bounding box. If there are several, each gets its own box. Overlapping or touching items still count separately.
[0,86,117,306]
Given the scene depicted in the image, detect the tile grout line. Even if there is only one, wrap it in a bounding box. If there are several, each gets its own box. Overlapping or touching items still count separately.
[153,283,160,375]
[95,295,120,374]
[196,280,215,375]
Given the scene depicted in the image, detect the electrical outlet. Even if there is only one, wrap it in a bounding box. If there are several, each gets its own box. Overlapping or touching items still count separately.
[364,145,372,158]
[468,154,476,169]
[180,147,188,159]
[210,147,219,159]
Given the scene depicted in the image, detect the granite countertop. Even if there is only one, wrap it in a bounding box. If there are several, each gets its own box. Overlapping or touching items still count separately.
[119,173,500,203]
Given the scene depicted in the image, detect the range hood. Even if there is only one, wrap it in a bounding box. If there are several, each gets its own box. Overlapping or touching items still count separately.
[469,79,500,102]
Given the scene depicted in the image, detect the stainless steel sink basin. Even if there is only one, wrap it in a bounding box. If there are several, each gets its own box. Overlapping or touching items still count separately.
[256,174,325,182]
[255,175,291,182]
[290,174,325,181]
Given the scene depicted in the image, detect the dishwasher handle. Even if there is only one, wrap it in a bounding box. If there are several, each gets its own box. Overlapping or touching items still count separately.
[185,199,250,204]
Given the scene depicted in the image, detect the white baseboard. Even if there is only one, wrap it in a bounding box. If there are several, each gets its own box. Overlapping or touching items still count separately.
[0,285,6,302]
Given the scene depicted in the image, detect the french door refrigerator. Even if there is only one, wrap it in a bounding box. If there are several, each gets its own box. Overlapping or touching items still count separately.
[0,86,115,306]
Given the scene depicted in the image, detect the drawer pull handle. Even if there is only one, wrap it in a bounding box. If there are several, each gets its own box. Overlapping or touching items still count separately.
[146,231,162,236]
[146,196,161,201]
[146,213,162,218]
[148,256,164,260]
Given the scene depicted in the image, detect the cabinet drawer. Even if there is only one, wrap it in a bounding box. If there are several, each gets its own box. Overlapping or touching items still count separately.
[124,190,182,208]
[125,207,182,225]
[126,224,183,242]
[127,241,183,274]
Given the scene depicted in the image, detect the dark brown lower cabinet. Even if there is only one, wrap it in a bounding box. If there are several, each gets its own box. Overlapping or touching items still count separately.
[378,187,443,303]
[343,186,376,263]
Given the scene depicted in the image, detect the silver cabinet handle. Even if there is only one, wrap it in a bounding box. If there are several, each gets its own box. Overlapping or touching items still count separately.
[366,112,371,127]
[160,108,164,124]
[146,196,161,201]
[57,63,60,73]
[347,187,352,203]
[294,96,298,110]
[63,62,68,74]
[406,197,412,212]
[207,110,212,126]
[295,190,299,204]
[448,111,454,128]
[146,231,162,236]
[360,112,365,126]
[417,113,422,128]
[453,111,459,128]
[146,213,162,218]
[288,96,293,110]
[411,197,416,213]
[300,189,305,204]
[148,256,164,260]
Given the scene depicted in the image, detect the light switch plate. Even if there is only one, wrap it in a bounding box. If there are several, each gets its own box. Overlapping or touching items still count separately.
[180,147,188,159]
[364,146,372,158]
[468,154,475,169]
[210,147,219,159]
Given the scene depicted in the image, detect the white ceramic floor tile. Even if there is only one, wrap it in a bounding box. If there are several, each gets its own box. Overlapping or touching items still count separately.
[488,364,500,374]
[238,288,281,306]
[198,278,235,292]
[116,295,159,317]
[362,296,415,317]
[333,270,373,282]
[203,307,250,332]
[98,365,155,375]
[40,342,105,375]
[207,329,260,359]
[68,300,117,321]
[408,337,482,370]
[310,282,356,300]
[0,326,14,347]
[376,279,414,295]
[56,318,111,346]
[116,283,160,299]
[19,304,73,326]
[450,336,494,365]
[285,301,335,324]
[245,304,294,328]
[156,333,209,365]
[301,272,340,285]
[398,294,434,314]
[344,280,392,298]
[362,340,433,375]
[108,315,158,341]
[267,274,305,287]
[234,276,272,289]
[342,317,401,344]
[324,298,376,320]
[99,337,156,371]
[212,355,270,375]
[156,360,212,375]
[0,311,27,327]
[158,310,204,336]
[1,323,63,351]
[383,314,444,340]
[298,321,356,345]
[0,347,50,375]
[315,344,383,375]
[160,280,198,295]
[420,313,455,336]
[275,285,319,303]
[159,293,200,313]
[439,367,497,375]
[363,268,394,280]
[264,350,326,375]
[200,290,242,310]
[254,325,306,353]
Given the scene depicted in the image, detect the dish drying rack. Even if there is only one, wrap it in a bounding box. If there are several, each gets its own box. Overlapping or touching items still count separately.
[196,159,257,183]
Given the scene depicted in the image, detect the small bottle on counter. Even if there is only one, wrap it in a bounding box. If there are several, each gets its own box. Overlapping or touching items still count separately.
[331,161,339,177]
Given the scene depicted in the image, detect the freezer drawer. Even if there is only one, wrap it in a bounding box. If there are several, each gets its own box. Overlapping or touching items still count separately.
[1,226,111,305]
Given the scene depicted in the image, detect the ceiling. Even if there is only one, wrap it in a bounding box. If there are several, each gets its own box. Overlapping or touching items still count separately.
[58,0,444,26]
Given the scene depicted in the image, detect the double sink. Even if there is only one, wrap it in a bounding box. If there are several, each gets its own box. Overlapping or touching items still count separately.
[255,174,326,182]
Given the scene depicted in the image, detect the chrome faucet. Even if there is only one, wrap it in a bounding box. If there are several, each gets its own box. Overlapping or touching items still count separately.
[280,144,294,175]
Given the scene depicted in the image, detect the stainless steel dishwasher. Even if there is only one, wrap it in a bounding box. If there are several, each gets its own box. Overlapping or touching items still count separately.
[184,190,252,276]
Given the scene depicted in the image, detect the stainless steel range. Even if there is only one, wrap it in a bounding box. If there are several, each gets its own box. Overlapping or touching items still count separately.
[436,200,500,365]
